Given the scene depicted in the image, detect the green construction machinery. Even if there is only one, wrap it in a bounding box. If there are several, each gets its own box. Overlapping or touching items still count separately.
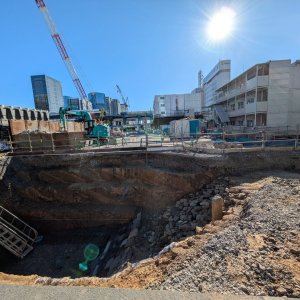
[59,107,110,140]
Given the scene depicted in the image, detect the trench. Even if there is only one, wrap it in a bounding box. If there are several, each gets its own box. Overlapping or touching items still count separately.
[0,150,299,279]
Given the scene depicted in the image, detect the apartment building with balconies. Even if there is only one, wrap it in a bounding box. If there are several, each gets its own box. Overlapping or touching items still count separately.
[210,59,300,128]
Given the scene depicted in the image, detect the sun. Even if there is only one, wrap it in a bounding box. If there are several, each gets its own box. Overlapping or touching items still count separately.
[206,7,236,42]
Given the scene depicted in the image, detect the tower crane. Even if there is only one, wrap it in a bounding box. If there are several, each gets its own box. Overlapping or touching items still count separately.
[35,0,88,107]
[116,85,129,113]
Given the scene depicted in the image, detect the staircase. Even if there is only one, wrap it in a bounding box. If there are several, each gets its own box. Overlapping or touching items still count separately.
[0,206,38,258]
[214,106,230,123]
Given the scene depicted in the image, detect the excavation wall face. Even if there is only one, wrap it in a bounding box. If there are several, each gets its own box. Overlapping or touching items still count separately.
[0,152,223,228]
[0,150,299,229]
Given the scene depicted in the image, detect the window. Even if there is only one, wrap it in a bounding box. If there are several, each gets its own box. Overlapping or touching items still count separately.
[256,113,267,126]
[160,103,165,107]
[161,111,165,114]
[258,64,269,76]
[238,120,244,126]
[247,67,256,80]
[247,120,254,127]
[230,103,235,110]
[257,89,268,102]
[246,91,256,104]
[160,96,165,99]
[238,102,244,109]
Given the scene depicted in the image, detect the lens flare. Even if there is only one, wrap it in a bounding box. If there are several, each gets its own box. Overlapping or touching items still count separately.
[206,7,236,41]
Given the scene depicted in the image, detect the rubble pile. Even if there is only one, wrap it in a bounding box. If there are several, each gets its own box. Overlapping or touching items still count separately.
[152,175,300,297]
[161,180,229,242]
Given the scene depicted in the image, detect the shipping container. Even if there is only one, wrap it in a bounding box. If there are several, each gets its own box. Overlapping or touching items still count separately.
[169,119,202,138]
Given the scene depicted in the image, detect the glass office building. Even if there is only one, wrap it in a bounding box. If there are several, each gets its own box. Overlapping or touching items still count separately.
[63,96,72,108]
[31,75,64,113]
[64,96,81,110]
[110,99,121,115]
[88,92,107,111]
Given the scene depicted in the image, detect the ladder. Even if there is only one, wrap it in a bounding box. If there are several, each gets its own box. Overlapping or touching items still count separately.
[0,206,38,258]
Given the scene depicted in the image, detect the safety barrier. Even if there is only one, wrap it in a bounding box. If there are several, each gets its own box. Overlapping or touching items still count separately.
[182,138,300,154]
[2,130,299,155]
[0,206,38,258]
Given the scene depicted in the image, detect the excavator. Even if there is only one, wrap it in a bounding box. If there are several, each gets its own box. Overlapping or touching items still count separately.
[59,107,110,141]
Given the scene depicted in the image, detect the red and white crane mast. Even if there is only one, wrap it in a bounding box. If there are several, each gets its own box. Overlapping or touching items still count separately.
[35,0,87,100]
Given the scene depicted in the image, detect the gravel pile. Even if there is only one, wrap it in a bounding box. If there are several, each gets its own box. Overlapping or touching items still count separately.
[152,176,300,298]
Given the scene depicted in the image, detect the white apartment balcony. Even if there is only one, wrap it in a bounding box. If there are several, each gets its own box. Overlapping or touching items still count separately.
[214,75,269,106]
[225,101,267,117]
[246,77,257,90]
[214,95,226,104]
[215,85,247,104]
[227,108,245,117]
[246,75,269,90]
[226,85,246,99]
[245,102,256,114]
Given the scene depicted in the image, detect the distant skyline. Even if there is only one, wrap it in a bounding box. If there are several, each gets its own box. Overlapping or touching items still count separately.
[1,0,300,111]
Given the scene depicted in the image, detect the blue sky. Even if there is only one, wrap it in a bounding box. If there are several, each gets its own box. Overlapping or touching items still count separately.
[1,0,300,111]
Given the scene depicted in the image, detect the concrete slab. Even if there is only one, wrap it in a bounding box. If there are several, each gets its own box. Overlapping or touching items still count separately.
[0,284,293,300]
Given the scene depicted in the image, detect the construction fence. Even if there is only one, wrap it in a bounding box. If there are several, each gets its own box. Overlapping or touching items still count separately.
[1,121,300,154]
[3,133,171,154]
[2,133,300,154]
[180,132,300,154]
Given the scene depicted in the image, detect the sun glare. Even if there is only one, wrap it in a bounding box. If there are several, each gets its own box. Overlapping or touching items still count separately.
[206,7,236,42]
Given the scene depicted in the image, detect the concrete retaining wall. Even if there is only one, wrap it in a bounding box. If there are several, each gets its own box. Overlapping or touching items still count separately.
[9,120,84,135]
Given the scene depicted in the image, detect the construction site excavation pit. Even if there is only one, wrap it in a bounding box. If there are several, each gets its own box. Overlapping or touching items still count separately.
[0,151,226,278]
[0,150,299,290]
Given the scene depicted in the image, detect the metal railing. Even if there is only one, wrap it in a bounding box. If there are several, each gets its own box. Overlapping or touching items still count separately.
[3,126,300,154]
[181,136,300,154]
[0,206,38,258]
[5,132,171,153]
[223,125,300,137]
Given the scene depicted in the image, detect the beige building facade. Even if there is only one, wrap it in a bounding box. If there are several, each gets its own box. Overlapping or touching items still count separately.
[210,59,300,128]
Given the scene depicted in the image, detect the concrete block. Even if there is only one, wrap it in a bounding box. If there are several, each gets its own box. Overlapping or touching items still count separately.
[49,122,60,132]
[38,121,51,133]
[211,195,224,221]
[9,120,26,135]
[26,120,39,132]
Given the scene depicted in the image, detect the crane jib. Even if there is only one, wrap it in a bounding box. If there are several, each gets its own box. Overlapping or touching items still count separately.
[35,0,88,101]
